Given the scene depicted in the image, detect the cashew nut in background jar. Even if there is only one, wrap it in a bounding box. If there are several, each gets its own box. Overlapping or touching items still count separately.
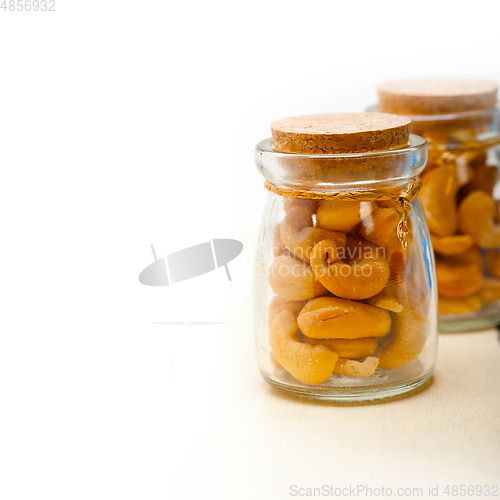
[372,78,500,332]
[253,113,438,402]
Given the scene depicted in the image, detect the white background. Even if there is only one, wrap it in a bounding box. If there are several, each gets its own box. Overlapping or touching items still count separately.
[1,1,499,499]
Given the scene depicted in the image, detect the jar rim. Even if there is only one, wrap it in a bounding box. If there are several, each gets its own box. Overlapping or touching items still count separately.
[255,134,426,160]
[367,103,500,123]
[255,134,427,190]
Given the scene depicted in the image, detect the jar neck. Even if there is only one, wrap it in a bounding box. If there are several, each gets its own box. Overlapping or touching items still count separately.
[255,135,427,192]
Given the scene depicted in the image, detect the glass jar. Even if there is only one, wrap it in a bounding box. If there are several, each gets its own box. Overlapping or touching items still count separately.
[374,79,500,332]
[253,114,438,402]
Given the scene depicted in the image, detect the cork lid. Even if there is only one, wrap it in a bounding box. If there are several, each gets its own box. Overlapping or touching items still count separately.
[378,78,498,115]
[271,113,411,154]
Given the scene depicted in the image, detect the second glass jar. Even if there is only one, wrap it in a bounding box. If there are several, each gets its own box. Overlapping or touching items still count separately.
[373,83,500,331]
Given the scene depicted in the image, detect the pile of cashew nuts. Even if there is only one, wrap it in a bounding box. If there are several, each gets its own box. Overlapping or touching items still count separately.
[267,197,427,385]
[420,145,500,315]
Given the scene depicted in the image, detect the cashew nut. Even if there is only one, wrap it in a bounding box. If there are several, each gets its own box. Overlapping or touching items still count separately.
[297,296,392,340]
[458,190,500,249]
[333,356,379,377]
[269,254,328,301]
[360,206,402,251]
[366,284,403,313]
[438,295,481,315]
[486,250,500,279]
[298,331,378,359]
[430,234,474,256]
[272,223,289,257]
[435,259,484,298]
[280,205,347,262]
[310,238,389,300]
[479,278,500,304]
[378,304,427,369]
[269,309,338,384]
[316,200,364,233]
[268,296,306,325]
[420,165,460,237]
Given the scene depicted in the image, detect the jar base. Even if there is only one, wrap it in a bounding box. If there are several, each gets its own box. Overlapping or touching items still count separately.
[439,306,500,333]
[263,370,433,403]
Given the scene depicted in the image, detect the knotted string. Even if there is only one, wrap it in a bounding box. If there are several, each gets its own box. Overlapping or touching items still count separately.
[264,177,423,249]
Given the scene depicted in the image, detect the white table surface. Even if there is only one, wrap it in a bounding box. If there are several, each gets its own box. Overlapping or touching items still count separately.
[166,299,500,499]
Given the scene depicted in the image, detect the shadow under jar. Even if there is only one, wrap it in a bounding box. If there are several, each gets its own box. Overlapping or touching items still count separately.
[374,78,500,332]
[253,113,438,402]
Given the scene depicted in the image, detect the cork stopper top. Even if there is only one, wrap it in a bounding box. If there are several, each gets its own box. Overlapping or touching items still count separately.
[271,112,411,154]
[378,78,498,115]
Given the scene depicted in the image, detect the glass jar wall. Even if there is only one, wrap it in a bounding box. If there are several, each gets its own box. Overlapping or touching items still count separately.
[253,116,438,401]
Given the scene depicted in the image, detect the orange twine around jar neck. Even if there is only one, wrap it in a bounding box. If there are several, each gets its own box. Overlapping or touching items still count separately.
[264,177,423,249]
